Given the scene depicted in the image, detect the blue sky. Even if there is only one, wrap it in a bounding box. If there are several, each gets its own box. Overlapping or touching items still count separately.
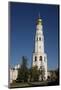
[9,2,59,70]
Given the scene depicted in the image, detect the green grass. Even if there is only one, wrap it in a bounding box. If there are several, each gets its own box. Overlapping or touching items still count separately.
[10,82,30,88]
[9,80,59,88]
[9,81,48,88]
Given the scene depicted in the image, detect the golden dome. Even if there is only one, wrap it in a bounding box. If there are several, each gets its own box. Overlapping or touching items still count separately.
[36,18,42,25]
[36,13,42,25]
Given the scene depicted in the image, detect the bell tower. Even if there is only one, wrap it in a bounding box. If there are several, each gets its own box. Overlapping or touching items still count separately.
[32,14,47,80]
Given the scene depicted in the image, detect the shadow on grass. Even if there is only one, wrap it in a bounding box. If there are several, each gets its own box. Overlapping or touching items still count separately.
[9,80,59,88]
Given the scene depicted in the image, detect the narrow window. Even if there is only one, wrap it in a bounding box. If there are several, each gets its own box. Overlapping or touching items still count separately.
[39,37,41,41]
[37,37,38,41]
[35,56,37,61]
[40,56,42,61]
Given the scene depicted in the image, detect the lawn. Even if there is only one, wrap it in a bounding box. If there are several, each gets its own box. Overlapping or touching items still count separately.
[10,82,30,88]
[9,80,59,88]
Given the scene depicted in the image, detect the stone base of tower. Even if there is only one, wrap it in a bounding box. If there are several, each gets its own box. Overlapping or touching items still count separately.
[32,52,47,81]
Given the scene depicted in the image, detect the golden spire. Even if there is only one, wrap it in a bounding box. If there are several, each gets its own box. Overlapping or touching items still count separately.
[36,13,42,25]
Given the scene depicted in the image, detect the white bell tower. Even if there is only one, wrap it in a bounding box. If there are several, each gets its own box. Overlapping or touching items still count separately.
[32,14,47,80]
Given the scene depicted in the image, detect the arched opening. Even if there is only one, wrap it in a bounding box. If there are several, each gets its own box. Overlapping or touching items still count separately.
[35,56,37,61]
[39,56,42,61]
[39,37,41,41]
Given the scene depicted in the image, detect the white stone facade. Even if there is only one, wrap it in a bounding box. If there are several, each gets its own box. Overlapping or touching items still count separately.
[10,68,18,83]
[9,64,20,83]
[32,17,47,80]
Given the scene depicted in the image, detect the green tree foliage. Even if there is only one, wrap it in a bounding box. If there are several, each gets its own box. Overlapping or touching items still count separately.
[16,56,29,82]
[40,66,45,81]
[48,68,59,83]
[30,66,40,82]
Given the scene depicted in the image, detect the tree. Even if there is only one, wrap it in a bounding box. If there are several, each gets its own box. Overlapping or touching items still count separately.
[30,66,40,82]
[16,56,29,82]
[40,66,45,81]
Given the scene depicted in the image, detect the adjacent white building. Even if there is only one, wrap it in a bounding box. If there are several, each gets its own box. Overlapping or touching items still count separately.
[32,15,48,80]
[9,64,20,83]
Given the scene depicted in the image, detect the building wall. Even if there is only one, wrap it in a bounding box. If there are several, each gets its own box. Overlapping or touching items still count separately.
[32,52,47,80]
[10,69,18,83]
[32,18,48,80]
